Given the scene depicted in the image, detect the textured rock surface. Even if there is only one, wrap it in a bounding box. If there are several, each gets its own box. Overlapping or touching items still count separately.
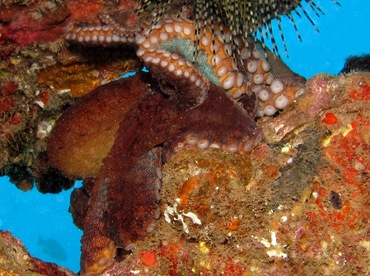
[0,231,75,276]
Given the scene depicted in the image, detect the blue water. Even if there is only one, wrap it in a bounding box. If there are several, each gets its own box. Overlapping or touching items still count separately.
[0,0,368,273]
[279,0,370,77]
[0,177,82,272]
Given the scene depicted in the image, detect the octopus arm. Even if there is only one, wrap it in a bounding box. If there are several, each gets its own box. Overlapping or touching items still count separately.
[80,82,178,273]
[98,89,177,246]
[164,83,263,159]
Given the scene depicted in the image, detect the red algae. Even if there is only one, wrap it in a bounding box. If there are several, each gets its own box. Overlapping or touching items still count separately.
[322,112,338,125]
[0,1,68,47]
[140,250,157,267]
[66,0,138,22]
[66,0,105,22]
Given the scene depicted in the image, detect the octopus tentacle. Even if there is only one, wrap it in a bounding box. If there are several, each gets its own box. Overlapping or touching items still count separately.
[65,23,135,44]
[98,13,140,35]
[253,47,306,116]
[65,11,140,45]
[163,83,263,161]
[76,76,177,274]
[102,146,163,250]
[135,18,247,103]
[65,14,306,114]
[135,18,305,113]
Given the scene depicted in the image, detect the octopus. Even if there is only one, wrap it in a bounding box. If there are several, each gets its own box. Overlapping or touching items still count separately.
[47,6,307,275]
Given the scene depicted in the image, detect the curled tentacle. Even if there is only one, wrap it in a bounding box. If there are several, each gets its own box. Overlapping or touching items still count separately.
[65,13,306,114]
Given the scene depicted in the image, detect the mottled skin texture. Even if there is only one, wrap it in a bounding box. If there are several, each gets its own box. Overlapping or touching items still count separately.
[47,75,149,178]
[48,73,261,274]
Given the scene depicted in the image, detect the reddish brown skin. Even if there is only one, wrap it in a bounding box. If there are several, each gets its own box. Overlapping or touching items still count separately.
[55,72,261,273]
[99,78,261,245]
[48,74,150,179]
[91,85,178,245]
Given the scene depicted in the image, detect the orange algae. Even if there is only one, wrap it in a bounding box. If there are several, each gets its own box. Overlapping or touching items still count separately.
[294,83,370,254]
[159,241,184,275]
[178,177,200,208]
[156,238,247,275]
[9,114,21,125]
[167,149,252,222]
[38,60,139,97]
[316,115,370,233]
[221,258,245,276]
[140,250,157,267]
[325,115,370,173]
[0,98,13,111]
[226,217,240,231]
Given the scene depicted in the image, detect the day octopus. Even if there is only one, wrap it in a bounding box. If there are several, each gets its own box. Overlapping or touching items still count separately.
[47,6,306,275]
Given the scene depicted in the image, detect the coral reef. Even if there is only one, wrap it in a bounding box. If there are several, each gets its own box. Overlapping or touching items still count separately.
[1,0,368,275]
